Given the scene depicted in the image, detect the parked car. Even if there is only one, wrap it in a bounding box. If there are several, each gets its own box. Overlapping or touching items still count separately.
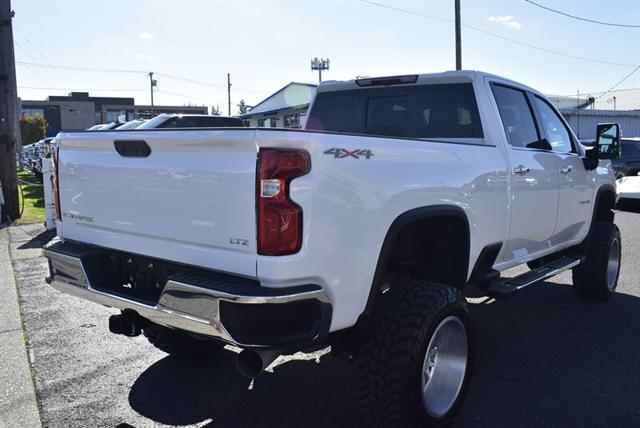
[136,113,243,129]
[44,71,621,427]
[115,119,146,130]
[87,122,125,131]
[616,173,640,203]
[582,137,640,179]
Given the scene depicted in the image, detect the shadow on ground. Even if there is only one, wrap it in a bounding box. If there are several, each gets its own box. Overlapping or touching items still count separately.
[128,280,640,427]
[18,229,55,249]
[616,199,640,214]
[129,349,356,428]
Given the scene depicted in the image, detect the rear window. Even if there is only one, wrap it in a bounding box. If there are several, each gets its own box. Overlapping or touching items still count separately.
[306,83,483,139]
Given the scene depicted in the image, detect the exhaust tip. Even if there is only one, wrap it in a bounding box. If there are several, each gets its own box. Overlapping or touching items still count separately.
[108,311,143,337]
[236,350,265,379]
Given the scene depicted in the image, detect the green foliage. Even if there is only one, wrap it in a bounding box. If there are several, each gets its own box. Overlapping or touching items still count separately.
[16,169,45,225]
[20,115,47,146]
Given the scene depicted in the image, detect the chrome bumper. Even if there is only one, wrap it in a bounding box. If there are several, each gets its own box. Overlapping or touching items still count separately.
[43,241,330,348]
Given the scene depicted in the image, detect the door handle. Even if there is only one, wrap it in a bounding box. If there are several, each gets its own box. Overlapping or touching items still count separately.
[559,165,573,175]
[513,165,530,175]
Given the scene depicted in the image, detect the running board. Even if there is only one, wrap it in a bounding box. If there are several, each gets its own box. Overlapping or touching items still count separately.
[488,256,583,298]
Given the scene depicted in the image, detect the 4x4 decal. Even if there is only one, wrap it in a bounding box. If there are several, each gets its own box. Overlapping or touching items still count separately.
[323,148,374,159]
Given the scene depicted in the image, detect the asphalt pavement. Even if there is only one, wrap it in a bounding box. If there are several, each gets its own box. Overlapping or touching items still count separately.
[5,206,640,427]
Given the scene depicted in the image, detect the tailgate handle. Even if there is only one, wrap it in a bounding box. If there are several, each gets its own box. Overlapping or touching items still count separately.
[114,140,151,158]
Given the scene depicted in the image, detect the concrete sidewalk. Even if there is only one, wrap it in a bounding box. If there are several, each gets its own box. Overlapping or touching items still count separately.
[0,227,41,428]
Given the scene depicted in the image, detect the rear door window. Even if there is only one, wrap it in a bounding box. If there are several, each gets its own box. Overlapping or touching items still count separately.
[491,84,543,149]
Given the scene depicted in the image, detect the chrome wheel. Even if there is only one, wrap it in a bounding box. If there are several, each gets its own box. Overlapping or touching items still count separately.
[421,315,468,418]
[607,237,621,291]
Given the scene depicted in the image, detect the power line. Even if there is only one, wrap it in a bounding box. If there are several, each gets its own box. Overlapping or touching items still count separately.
[561,87,640,97]
[15,60,264,93]
[15,60,146,74]
[158,89,242,107]
[524,0,640,28]
[15,31,64,78]
[359,0,637,68]
[595,65,640,100]
[18,85,147,92]
[13,44,50,85]
[156,72,264,93]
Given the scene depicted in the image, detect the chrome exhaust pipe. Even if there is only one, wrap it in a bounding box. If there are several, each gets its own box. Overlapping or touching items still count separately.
[236,349,281,378]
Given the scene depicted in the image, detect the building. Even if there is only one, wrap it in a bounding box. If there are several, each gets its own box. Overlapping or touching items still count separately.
[20,92,208,136]
[241,82,317,128]
[560,108,640,140]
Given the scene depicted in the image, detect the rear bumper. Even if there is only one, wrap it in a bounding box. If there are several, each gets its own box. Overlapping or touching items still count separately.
[43,240,332,349]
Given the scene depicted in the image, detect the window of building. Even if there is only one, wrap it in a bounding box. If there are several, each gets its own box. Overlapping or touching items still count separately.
[257,118,265,127]
[21,108,44,118]
[284,113,302,128]
[105,111,122,123]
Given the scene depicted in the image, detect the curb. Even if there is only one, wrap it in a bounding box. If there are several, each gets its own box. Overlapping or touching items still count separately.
[0,228,41,428]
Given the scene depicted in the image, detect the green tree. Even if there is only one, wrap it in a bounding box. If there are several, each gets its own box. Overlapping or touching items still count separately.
[238,99,248,115]
[20,115,46,146]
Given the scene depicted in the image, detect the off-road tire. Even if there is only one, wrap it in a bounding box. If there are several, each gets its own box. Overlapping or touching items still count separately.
[354,280,474,428]
[572,221,621,300]
[143,324,224,358]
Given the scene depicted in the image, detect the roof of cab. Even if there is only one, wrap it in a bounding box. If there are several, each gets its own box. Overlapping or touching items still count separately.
[316,70,540,96]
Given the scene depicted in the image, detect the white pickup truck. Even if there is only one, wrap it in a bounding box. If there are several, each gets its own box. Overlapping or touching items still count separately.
[44,71,622,427]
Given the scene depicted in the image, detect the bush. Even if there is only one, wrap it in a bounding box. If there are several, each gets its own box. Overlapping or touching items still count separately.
[20,115,47,146]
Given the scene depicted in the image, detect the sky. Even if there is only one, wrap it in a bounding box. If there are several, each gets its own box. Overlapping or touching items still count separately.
[10,0,640,114]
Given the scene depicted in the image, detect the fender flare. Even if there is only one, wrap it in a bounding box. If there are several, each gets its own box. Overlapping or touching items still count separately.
[363,205,470,315]
[579,184,616,250]
[591,184,616,226]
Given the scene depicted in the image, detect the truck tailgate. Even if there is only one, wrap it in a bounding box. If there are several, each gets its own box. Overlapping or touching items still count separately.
[56,129,258,277]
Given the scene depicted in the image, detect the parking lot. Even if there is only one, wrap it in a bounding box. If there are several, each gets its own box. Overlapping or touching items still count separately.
[2,205,640,427]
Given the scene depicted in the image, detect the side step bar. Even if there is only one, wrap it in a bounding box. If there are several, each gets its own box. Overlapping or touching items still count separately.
[488,256,583,298]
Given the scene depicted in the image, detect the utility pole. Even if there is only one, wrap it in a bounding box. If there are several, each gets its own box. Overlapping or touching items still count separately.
[576,89,580,139]
[227,73,231,116]
[148,72,156,115]
[311,58,330,83]
[0,1,19,221]
[455,0,461,70]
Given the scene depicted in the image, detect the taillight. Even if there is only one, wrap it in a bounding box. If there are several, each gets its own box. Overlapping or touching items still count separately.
[52,146,61,221]
[257,149,311,255]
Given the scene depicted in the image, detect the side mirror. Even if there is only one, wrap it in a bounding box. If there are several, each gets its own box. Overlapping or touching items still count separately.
[595,123,621,160]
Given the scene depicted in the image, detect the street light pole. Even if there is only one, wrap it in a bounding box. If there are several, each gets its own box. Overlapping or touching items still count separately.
[455,0,461,70]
